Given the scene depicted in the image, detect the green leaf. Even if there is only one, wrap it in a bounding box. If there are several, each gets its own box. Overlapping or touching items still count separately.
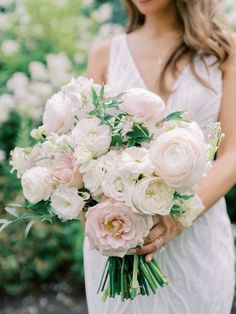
[24,220,35,239]
[88,109,97,116]
[111,133,123,147]
[164,110,186,122]
[100,84,105,99]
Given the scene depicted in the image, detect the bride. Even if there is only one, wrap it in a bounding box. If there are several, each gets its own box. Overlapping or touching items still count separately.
[84,0,236,313]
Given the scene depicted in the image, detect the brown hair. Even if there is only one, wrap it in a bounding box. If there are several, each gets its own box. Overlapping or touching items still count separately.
[123,0,231,94]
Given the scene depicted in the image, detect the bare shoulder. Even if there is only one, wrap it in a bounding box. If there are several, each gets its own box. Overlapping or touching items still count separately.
[221,31,236,73]
[87,38,112,84]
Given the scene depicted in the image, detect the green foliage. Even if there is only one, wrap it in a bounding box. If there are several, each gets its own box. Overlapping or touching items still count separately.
[0,219,85,295]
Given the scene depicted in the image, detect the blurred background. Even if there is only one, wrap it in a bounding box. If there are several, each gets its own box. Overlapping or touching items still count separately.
[0,0,235,313]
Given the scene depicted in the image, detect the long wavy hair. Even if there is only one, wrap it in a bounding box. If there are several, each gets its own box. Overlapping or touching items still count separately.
[123,0,231,94]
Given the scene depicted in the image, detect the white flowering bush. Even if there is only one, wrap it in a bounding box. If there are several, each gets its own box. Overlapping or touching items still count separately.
[0,0,124,295]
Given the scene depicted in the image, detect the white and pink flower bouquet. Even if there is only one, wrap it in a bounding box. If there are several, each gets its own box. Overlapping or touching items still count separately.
[2,76,222,301]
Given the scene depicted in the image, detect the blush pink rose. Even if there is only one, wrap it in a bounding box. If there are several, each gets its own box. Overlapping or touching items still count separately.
[120,87,166,124]
[85,200,153,257]
[51,153,83,188]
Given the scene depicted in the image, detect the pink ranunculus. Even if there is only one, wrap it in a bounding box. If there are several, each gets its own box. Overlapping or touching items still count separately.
[85,200,153,257]
[51,153,83,188]
[119,87,166,124]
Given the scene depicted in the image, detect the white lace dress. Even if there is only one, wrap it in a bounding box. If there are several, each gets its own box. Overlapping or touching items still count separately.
[83,33,235,314]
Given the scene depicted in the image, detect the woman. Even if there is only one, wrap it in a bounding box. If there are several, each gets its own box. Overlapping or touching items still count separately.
[84,0,236,313]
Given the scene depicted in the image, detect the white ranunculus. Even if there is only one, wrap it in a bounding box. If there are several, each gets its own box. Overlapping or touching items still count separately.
[21,167,53,204]
[51,187,87,220]
[82,161,105,196]
[121,147,155,177]
[130,177,174,215]
[102,169,134,202]
[150,123,208,191]
[43,91,74,135]
[71,117,111,157]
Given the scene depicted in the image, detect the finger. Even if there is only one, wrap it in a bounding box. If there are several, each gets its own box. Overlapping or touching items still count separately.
[145,252,155,263]
[143,225,166,244]
[132,236,166,255]
[153,215,160,225]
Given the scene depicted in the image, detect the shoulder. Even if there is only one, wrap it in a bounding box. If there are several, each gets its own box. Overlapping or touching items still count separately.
[221,31,236,73]
[87,38,112,84]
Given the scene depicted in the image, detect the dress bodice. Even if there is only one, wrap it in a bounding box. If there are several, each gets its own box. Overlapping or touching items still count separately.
[107,33,223,137]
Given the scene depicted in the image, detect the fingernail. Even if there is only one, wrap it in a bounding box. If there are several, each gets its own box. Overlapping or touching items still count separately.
[146,256,152,263]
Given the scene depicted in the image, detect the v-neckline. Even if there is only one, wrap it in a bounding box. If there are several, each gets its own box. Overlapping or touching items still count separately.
[123,33,190,108]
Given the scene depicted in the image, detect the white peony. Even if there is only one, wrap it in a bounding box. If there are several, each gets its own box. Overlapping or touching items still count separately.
[51,187,87,220]
[21,167,53,204]
[120,147,155,177]
[102,169,134,202]
[42,91,74,135]
[82,161,105,196]
[71,117,111,157]
[130,177,174,215]
[150,123,208,191]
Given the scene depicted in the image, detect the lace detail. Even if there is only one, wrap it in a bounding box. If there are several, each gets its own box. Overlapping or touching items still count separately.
[84,33,235,314]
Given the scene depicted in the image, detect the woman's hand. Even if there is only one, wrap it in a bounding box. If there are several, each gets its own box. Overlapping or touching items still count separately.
[129,215,186,262]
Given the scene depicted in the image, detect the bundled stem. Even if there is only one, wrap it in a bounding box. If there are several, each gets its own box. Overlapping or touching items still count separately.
[97,255,168,301]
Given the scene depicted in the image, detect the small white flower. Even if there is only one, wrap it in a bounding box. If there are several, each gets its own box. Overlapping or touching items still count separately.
[74,146,93,167]
[51,187,87,221]
[10,146,41,178]
[0,93,14,123]
[1,40,20,56]
[71,117,111,158]
[29,61,49,81]
[121,147,155,177]
[7,72,29,92]
[0,150,6,163]
[21,167,53,204]
[130,177,174,215]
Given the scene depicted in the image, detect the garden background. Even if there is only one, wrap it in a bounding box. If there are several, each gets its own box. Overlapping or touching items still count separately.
[0,0,235,313]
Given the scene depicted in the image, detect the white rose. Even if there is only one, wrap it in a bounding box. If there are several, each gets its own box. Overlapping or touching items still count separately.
[121,147,155,177]
[71,117,111,157]
[43,91,74,135]
[130,177,174,215]
[21,167,53,204]
[51,187,87,221]
[97,150,120,172]
[102,169,134,202]
[82,161,105,196]
[150,123,208,191]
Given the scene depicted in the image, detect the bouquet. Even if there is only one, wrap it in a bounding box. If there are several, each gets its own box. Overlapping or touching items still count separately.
[2,76,222,301]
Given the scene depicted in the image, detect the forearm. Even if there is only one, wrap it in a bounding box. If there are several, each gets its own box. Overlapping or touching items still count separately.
[197,152,236,211]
